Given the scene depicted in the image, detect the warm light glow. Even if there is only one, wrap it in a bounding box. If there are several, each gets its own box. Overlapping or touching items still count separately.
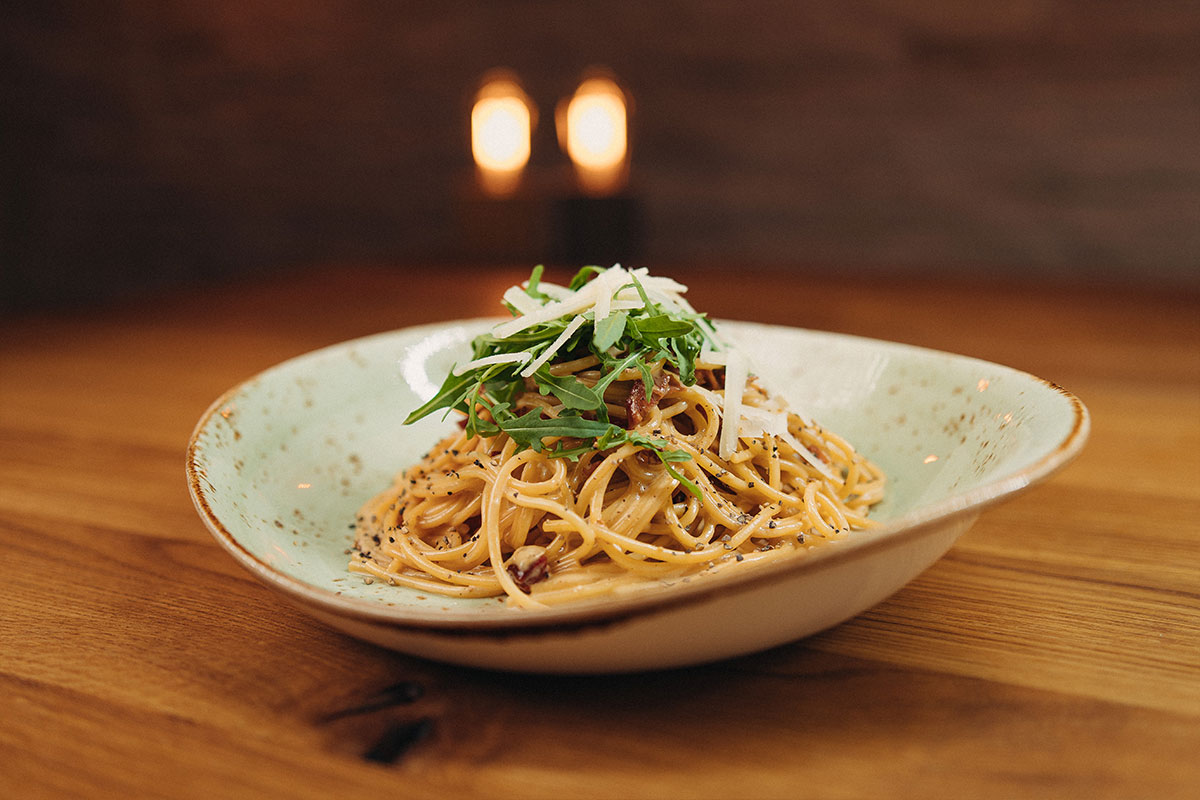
[472,77,532,196]
[562,76,628,195]
[473,97,530,172]
[567,86,625,170]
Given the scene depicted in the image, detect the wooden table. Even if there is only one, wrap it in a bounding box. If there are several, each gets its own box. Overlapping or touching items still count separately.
[2,265,1198,799]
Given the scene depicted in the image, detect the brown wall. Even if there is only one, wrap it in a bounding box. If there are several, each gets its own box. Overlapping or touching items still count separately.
[3,1,1198,307]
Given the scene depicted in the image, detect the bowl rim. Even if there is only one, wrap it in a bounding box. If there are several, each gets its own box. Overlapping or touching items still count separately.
[186,320,1090,636]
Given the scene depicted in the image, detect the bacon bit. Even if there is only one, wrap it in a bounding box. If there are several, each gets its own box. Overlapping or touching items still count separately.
[625,381,648,429]
[696,368,725,391]
[506,546,549,593]
[625,370,675,428]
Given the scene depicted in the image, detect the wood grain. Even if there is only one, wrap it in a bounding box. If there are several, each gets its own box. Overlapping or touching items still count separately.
[1,265,1197,799]
[4,1,1200,307]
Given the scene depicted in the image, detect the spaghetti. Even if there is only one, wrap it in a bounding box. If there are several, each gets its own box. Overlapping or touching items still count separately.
[351,266,884,607]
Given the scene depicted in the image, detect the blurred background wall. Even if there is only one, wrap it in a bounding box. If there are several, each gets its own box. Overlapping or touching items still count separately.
[2,1,1198,309]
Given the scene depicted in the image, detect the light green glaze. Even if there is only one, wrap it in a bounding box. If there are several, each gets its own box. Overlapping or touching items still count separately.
[188,320,1086,628]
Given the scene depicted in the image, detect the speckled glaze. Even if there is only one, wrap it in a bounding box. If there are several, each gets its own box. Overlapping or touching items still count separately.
[186,320,1088,672]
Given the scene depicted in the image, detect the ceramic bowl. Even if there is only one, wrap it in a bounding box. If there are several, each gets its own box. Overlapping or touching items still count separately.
[186,320,1088,673]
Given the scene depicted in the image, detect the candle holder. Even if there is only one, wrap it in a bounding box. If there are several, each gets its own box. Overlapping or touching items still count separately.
[458,70,548,261]
[457,67,642,265]
[552,190,643,266]
[551,73,640,265]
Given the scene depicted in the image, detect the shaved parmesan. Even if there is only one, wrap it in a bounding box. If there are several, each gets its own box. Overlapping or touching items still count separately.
[719,350,748,460]
[592,268,616,323]
[533,281,572,300]
[734,392,834,478]
[520,315,586,377]
[736,404,786,438]
[491,264,707,342]
[628,267,688,294]
[493,283,600,339]
[452,352,531,376]
[778,429,836,481]
[503,286,542,316]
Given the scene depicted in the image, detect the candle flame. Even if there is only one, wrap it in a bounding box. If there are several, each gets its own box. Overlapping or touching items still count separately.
[562,76,628,195]
[472,75,533,196]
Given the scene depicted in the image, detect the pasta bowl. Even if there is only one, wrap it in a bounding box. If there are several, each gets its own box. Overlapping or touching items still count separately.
[186,319,1088,672]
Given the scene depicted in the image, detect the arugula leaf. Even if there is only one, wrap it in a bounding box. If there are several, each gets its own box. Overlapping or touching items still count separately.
[466,396,504,437]
[404,265,724,474]
[592,351,642,399]
[592,310,627,352]
[524,264,550,302]
[626,272,657,311]
[629,313,694,339]
[498,409,614,452]
[634,356,655,396]
[664,462,703,502]
[534,371,603,412]
[668,336,699,385]
[568,265,606,291]
[622,431,703,500]
[403,372,478,425]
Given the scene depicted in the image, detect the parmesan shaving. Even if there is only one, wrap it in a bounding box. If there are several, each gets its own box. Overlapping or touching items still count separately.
[592,268,616,323]
[736,404,785,438]
[492,264,704,341]
[503,286,542,316]
[735,394,834,478]
[779,429,836,481]
[493,283,600,339]
[520,315,586,377]
[453,352,531,376]
[533,281,572,300]
[719,350,748,460]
